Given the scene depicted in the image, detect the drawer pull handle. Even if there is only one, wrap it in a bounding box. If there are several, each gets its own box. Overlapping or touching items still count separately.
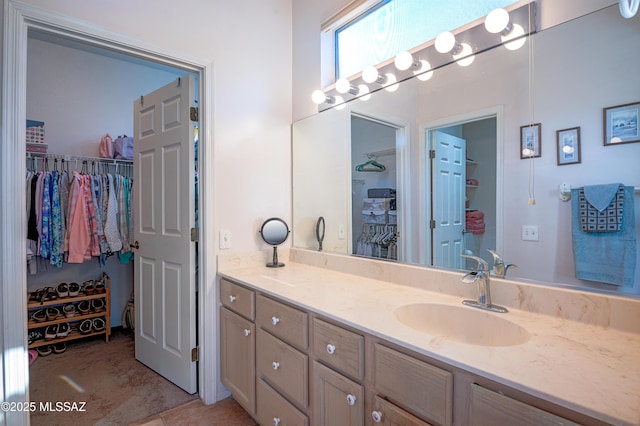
[346,394,357,406]
[371,410,383,423]
[229,295,236,303]
[273,417,281,426]
[271,316,280,326]
[326,344,336,355]
[243,329,251,337]
[272,361,280,370]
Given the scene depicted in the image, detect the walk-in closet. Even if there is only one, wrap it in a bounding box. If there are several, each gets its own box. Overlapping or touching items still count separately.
[25,30,199,423]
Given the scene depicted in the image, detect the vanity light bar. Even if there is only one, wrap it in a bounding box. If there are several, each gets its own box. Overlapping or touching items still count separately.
[313,1,537,111]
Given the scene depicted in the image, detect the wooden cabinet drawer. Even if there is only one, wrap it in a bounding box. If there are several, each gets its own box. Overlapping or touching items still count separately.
[312,361,364,426]
[312,317,364,380]
[257,328,309,409]
[372,344,452,426]
[257,378,309,426]
[257,294,308,349]
[220,278,255,320]
[469,384,580,426]
[370,395,432,425]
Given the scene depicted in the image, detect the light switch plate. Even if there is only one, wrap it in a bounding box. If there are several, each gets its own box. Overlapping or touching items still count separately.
[219,230,232,249]
[522,225,539,241]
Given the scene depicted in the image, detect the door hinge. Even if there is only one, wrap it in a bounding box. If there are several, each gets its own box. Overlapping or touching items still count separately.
[190,227,199,242]
[430,219,436,229]
[190,106,199,122]
[429,149,436,159]
[191,347,199,362]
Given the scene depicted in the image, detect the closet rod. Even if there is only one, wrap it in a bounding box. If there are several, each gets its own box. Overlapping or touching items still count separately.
[26,152,133,165]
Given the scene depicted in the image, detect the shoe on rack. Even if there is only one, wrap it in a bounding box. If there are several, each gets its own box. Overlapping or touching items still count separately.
[45,287,58,301]
[31,309,47,323]
[77,300,91,315]
[45,324,58,341]
[92,317,106,332]
[68,282,80,297]
[92,299,105,313]
[79,319,93,335]
[57,322,70,338]
[63,304,76,318]
[46,307,61,321]
[36,345,52,356]
[83,280,95,295]
[52,342,66,354]
[28,329,44,345]
[56,282,69,298]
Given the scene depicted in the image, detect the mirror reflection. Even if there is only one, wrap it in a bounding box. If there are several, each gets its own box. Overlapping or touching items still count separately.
[292,5,640,296]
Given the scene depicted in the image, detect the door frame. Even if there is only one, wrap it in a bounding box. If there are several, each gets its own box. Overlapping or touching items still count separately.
[418,106,504,267]
[1,2,217,422]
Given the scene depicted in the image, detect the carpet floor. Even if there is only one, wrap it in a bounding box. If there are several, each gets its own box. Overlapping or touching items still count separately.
[29,328,199,425]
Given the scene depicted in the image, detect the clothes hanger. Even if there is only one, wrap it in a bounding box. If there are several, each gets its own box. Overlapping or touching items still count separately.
[355,156,386,172]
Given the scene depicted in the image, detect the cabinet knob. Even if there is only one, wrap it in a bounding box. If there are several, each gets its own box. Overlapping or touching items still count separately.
[371,410,383,423]
[346,394,357,406]
[272,361,280,370]
[229,295,236,303]
[273,417,281,426]
[243,329,251,337]
[271,316,280,326]
[326,343,336,355]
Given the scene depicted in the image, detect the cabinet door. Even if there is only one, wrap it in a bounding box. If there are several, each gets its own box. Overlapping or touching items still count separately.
[312,361,364,426]
[469,384,581,426]
[220,307,255,415]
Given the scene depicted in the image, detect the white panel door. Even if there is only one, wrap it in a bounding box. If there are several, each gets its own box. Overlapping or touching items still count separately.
[432,130,466,270]
[133,75,197,393]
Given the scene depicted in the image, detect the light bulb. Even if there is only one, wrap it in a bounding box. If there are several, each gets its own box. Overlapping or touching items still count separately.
[334,95,346,110]
[503,24,526,50]
[485,8,510,34]
[311,89,327,105]
[435,31,456,53]
[335,78,352,94]
[522,148,533,156]
[562,145,574,154]
[383,73,399,92]
[452,43,475,67]
[394,51,414,71]
[357,84,371,101]
[415,60,433,81]
[362,66,380,83]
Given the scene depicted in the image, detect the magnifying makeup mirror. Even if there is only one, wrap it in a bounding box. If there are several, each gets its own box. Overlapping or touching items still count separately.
[316,216,325,251]
[259,217,290,267]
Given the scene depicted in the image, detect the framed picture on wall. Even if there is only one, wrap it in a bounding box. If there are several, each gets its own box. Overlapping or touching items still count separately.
[520,123,541,159]
[556,127,581,165]
[603,101,639,145]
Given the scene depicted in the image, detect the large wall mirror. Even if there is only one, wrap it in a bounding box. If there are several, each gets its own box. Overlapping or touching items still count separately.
[293,4,640,296]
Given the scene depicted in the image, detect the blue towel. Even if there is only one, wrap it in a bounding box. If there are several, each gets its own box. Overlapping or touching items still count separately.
[583,183,622,211]
[571,186,636,286]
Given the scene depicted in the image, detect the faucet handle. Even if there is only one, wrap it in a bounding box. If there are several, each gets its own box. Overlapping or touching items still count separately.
[460,254,489,272]
[486,249,504,265]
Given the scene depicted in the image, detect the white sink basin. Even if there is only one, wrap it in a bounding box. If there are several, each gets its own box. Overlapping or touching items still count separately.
[394,303,530,347]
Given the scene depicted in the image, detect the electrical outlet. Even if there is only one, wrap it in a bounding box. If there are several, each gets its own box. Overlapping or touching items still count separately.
[219,230,232,249]
[522,225,539,241]
[338,224,345,240]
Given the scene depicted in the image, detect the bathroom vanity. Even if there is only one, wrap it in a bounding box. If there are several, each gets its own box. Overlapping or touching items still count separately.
[218,250,640,426]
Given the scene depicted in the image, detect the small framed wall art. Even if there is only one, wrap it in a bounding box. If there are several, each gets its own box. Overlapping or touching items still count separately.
[556,126,581,165]
[520,123,541,159]
[603,101,639,145]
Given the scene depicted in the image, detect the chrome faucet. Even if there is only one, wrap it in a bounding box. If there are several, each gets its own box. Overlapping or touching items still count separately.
[487,249,517,278]
[460,254,508,313]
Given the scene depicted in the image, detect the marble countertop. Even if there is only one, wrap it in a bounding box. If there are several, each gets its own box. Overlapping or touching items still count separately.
[218,261,640,426]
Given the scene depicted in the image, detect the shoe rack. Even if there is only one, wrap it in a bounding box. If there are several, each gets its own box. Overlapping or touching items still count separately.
[27,273,111,349]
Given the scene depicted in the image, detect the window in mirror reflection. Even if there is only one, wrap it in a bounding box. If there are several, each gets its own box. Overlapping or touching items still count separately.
[335,0,518,79]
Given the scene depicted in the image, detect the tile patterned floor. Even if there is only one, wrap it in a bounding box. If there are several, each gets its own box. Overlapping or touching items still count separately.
[131,397,257,426]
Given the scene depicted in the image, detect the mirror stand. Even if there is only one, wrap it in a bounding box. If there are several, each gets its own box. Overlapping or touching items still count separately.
[267,246,284,268]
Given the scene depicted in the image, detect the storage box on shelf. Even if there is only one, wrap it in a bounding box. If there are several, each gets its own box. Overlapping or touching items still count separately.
[27,273,111,349]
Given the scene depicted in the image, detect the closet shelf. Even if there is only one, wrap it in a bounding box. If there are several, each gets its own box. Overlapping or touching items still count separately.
[28,330,110,348]
[27,291,108,308]
[28,311,108,330]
